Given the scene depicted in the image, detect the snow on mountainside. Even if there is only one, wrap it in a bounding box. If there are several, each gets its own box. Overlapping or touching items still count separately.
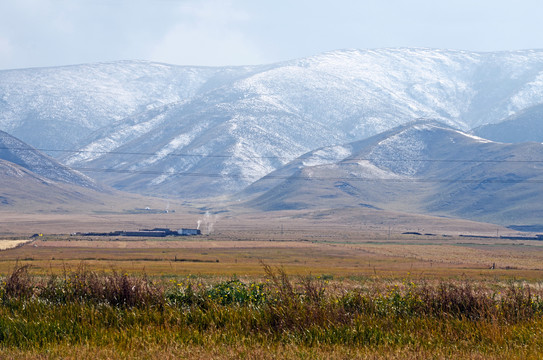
[0,61,259,151]
[0,130,100,190]
[2,49,543,197]
[243,121,543,225]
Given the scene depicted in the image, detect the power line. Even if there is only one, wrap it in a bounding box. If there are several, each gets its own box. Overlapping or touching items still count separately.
[11,164,537,185]
[3,145,543,185]
[2,146,543,164]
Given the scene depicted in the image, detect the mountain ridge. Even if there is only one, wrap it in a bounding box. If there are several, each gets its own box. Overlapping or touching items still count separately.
[2,48,543,198]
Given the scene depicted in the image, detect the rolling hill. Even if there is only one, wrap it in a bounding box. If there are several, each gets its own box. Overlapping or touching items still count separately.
[0,130,99,190]
[0,131,189,214]
[241,121,543,226]
[0,159,104,211]
[474,103,543,143]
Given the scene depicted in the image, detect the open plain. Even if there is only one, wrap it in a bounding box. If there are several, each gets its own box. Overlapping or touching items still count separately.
[1,199,543,360]
[1,207,543,359]
[1,207,542,280]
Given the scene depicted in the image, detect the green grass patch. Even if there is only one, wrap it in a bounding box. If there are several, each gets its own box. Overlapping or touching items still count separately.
[1,264,543,358]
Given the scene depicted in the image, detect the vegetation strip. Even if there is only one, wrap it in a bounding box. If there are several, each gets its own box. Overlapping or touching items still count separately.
[0,264,542,358]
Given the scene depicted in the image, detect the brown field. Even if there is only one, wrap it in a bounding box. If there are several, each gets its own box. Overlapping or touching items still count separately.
[2,208,543,359]
[1,208,542,280]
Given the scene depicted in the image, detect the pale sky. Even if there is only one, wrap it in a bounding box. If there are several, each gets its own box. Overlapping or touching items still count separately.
[1,0,543,70]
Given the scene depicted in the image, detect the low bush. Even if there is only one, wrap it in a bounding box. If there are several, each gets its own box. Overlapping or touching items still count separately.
[1,264,543,358]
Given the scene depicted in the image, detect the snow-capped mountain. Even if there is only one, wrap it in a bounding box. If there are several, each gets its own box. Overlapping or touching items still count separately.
[242,121,543,225]
[2,48,543,197]
[0,130,100,190]
[0,61,260,151]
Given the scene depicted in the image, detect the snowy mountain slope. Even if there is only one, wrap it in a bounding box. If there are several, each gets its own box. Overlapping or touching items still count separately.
[63,93,314,197]
[242,121,543,225]
[0,61,260,151]
[474,103,543,143]
[2,49,543,198]
[50,49,543,197]
[462,50,543,127]
[0,130,100,190]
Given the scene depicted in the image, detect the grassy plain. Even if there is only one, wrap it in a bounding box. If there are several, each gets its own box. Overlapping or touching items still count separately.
[0,262,543,360]
[2,235,543,280]
[1,209,543,358]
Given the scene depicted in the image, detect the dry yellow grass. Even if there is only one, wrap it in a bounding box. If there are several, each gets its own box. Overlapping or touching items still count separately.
[0,240,29,250]
[353,243,543,270]
[1,209,542,280]
[1,235,543,280]
[2,343,538,360]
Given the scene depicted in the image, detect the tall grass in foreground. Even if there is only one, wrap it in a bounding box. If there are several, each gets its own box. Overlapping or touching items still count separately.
[1,264,543,359]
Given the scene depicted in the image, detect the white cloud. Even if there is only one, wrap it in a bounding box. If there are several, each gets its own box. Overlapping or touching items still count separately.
[151,0,264,66]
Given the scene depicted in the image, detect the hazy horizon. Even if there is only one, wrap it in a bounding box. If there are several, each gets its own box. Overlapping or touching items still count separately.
[2,0,543,70]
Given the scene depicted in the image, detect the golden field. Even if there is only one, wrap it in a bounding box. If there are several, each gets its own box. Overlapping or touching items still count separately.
[0,208,541,280]
[1,208,543,359]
